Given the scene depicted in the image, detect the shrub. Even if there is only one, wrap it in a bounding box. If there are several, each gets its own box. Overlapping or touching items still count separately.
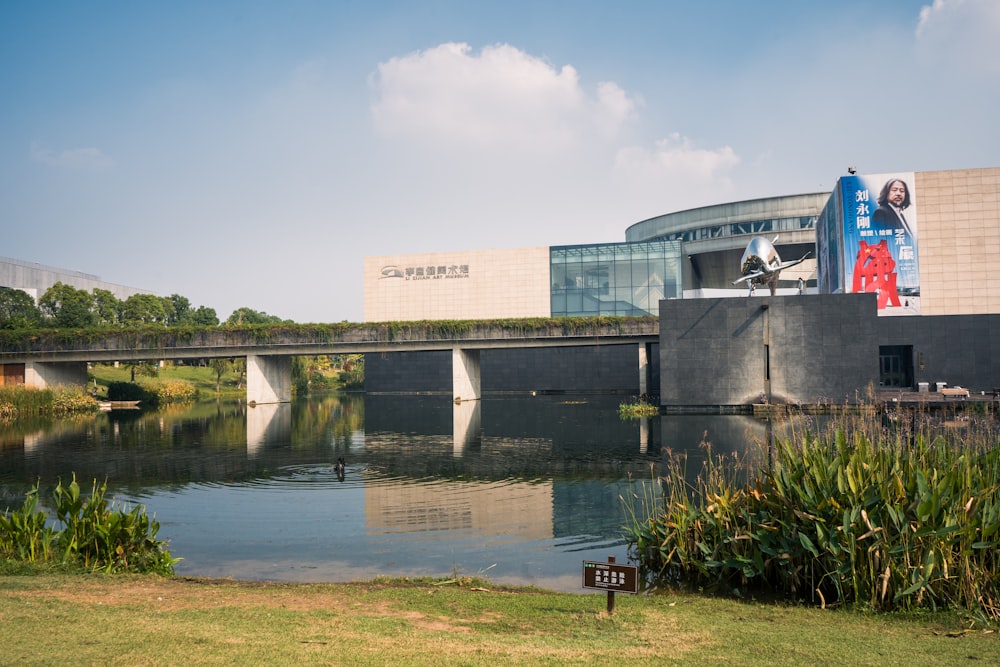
[339,368,364,390]
[106,381,151,402]
[106,380,197,405]
[51,386,99,415]
[146,379,198,404]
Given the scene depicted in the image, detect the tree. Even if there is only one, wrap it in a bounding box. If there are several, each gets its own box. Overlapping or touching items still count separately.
[165,294,190,326]
[91,288,122,326]
[121,293,168,326]
[189,306,219,326]
[38,282,96,328]
[232,357,246,388]
[208,358,232,393]
[0,287,42,329]
[225,307,284,325]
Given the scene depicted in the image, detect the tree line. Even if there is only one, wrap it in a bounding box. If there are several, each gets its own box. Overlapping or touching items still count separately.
[0,282,286,330]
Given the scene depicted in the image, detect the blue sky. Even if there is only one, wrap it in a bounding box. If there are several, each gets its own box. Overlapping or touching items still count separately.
[2,1,997,322]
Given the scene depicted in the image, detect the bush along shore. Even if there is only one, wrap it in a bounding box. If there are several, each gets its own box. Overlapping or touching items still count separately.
[622,407,1000,621]
[0,385,99,421]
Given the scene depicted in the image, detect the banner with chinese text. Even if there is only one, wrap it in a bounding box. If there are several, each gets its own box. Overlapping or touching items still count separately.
[840,173,920,315]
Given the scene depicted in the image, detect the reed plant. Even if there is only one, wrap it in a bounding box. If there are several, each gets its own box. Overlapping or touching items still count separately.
[0,385,98,420]
[622,408,1000,619]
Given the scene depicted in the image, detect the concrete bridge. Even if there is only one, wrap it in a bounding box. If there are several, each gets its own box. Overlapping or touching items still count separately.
[0,318,659,404]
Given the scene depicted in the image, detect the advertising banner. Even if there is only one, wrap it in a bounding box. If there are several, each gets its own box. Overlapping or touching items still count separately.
[839,173,920,315]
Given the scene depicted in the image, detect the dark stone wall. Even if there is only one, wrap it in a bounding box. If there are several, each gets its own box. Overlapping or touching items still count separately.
[364,345,649,395]
[364,350,452,393]
[481,345,641,394]
[878,314,1000,392]
[659,294,879,407]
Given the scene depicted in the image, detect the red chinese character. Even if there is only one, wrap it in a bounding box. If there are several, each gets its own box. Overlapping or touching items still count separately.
[851,240,901,309]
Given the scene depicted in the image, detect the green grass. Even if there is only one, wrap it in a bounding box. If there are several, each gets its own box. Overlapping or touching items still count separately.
[89,362,243,398]
[88,361,349,399]
[0,572,997,666]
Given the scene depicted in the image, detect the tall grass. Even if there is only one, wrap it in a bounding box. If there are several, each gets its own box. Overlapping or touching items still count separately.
[0,385,98,420]
[623,408,1000,619]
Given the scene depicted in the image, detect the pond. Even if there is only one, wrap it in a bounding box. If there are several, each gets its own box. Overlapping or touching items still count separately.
[0,393,775,592]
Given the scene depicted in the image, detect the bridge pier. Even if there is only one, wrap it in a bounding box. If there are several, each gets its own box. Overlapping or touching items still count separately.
[246,355,292,404]
[24,361,89,390]
[452,348,481,402]
[638,344,650,397]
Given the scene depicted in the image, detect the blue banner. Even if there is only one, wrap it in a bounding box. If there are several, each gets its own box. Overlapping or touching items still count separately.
[840,173,920,314]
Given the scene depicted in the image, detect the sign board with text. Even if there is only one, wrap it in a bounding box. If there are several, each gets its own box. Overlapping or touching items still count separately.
[582,560,638,594]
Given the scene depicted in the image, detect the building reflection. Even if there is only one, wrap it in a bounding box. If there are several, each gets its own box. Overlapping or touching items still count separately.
[365,479,553,539]
[359,394,655,541]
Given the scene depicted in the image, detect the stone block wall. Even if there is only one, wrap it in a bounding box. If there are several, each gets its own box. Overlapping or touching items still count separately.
[659,294,879,407]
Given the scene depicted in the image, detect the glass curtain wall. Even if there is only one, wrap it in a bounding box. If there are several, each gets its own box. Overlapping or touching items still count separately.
[550,240,681,316]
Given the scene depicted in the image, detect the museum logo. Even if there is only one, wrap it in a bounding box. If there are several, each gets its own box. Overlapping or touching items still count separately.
[380,264,470,281]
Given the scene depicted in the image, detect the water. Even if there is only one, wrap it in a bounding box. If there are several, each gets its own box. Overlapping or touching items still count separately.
[0,394,773,592]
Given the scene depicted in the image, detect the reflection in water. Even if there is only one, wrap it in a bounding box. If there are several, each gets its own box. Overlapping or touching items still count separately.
[246,402,291,454]
[0,393,784,591]
[452,399,481,456]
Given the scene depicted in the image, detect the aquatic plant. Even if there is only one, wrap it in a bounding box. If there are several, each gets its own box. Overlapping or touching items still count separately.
[0,475,179,575]
[618,399,659,418]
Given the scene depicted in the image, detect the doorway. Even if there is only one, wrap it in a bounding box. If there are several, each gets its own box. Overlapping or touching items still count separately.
[879,345,913,388]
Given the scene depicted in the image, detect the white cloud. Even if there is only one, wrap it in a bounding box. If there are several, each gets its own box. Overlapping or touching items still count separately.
[30,142,115,169]
[915,0,1000,71]
[370,42,637,152]
[615,133,740,179]
[608,133,742,213]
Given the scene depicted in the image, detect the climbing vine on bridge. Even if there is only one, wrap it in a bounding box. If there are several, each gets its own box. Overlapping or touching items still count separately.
[0,316,659,353]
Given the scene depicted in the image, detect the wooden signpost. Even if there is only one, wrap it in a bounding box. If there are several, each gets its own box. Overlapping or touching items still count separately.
[582,556,638,613]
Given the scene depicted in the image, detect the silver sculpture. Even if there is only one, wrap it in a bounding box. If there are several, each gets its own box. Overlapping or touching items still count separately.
[733,236,811,296]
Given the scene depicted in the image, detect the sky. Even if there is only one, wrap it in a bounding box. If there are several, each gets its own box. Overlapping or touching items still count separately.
[2,1,998,323]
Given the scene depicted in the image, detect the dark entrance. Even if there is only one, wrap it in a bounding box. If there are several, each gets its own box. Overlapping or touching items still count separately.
[879,345,913,388]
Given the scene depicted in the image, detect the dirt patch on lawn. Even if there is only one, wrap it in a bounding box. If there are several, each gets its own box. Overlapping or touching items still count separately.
[6,576,508,631]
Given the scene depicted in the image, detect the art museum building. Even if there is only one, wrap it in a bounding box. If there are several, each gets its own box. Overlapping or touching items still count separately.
[364,166,998,406]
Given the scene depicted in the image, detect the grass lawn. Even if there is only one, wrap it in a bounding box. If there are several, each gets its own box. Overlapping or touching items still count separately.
[1,572,997,666]
[89,362,245,398]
